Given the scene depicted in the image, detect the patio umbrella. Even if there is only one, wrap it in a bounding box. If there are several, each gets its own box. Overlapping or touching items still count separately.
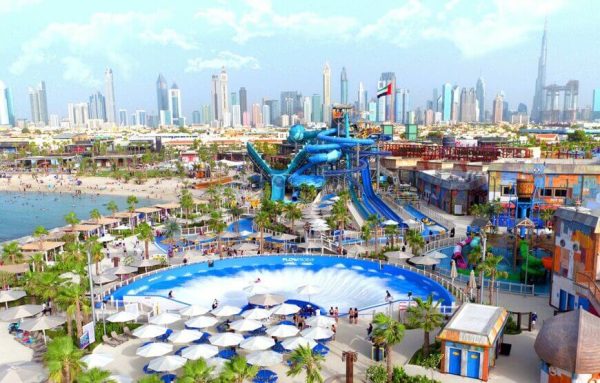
[19,316,66,344]
[271,234,297,241]
[134,258,161,269]
[0,304,43,321]
[468,269,477,299]
[114,225,131,231]
[136,342,173,358]
[310,225,330,232]
[148,355,186,372]
[0,289,26,308]
[384,250,412,259]
[220,232,239,240]
[270,303,300,316]
[281,336,318,350]
[149,312,181,325]
[185,316,218,329]
[179,305,210,317]
[239,336,275,351]
[207,357,227,373]
[305,316,335,327]
[248,293,285,307]
[211,305,241,317]
[181,344,219,360]
[229,318,262,332]
[297,284,321,303]
[132,324,168,339]
[97,234,116,243]
[241,308,271,320]
[232,242,259,251]
[93,274,118,284]
[59,272,81,284]
[106,265,138,276]
[300,326,334,340]
[168,329,204,344]
[243,284,269,295]
[450,260,458,284]
[106,311,137,323]
[409,256,439,266]
[429,251,448,259]
[81,353,114,369]
[238,230,253,237]
[0,361,47,383]
[246,351,283,367]
[209,332,244,347]
[265,324,299,338]
[382,219,398,226]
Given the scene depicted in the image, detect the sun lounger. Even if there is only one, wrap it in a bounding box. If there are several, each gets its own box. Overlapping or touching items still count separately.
[102,334,119,347]
[123,326,135,338]
[111,331,128,343]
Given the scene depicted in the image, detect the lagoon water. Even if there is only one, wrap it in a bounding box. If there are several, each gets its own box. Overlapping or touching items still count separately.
[0,191,158,242]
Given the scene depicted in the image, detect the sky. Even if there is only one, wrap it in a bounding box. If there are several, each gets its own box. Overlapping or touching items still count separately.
[1,0,599,120]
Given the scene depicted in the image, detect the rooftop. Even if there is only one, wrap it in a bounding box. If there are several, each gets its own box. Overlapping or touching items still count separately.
[554,207,600,233]
[437,303,507,347]
[488,158,600,174]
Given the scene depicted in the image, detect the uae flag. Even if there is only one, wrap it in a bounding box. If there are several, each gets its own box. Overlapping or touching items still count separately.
[377,83,392,98]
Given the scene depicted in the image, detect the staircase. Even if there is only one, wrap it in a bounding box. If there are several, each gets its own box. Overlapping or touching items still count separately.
[575,272,600,314]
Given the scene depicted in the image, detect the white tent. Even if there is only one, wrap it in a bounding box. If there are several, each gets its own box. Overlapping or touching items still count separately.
[265,324,299,338]
[168,329,204,344]
[229,319,262,332]
[181,344,219,360]
[241,308,271,320]
[136,342,174,358]
[300,326,334,340]
[132,324,168,339]
[248,293,285,307]
[239,336,275,351]
[281,336,318,350]
[81,353,114,369]
[106,311,137,323]
[149,312,181,325]
[179,305,210,317]
[270,303,300,316]
[211,305,241,317]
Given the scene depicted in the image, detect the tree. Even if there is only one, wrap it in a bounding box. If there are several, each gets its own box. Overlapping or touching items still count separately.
[208,212,227,258]
[136,375,163,383]
[287,344,325,383]
[179,358,215,383]
[220,356,258,383]
[77,367,114,383]
[29,252,45,273]
[57,283,89,338]
[44,336,85,383]
[89,208,102,223]
[477,254,509,305]
[367,214,382,257]
[163,220,181,249]
[85,236,104,275]
[540,208,555,229]
[283,203,302,233]
[64,211,80,230]
[223,187,236,207]
[371,312,406,383]
[127,195,139,227]
[567,129,588,142]
[406,295,444,357]
[229,205,244,233]
[33,225,49,251]
[332,199,351,251]
[1,241,23,264]
[384,224,399,249]
[467,245,482,266]
[180,189,194,220]
[106,201,119,216]
[360,224,372,257]
[405,229,425,256]
[254,211,270,254]
[135,222,154,260]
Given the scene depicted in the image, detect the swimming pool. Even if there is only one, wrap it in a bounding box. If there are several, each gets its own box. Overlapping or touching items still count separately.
[111,256,454,312]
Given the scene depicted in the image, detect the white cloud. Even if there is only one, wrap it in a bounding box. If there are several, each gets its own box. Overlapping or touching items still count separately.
[0,0,40,14]
[61,57,101,88]
[139,29,198,50]
[185,51,260,72]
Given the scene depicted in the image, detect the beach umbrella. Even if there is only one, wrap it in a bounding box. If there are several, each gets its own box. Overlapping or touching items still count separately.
[229,318,262,332]
[305,316,335,328]
[429,251,448,259]
[220,232,239,240]
[0,304,43,321]
[297,284,321,303]
[179,305,210,317]
[185,315,218,329]
[248,293,285,307]
[243,284,269,295]
[239,336,275,351]
[382,219,398,226]
[134,258,160,269]
[148,355,186,372]
[209,332,244,347]
[0,289,26,308]
[231,242,259,251]
[168,329,204,344]
[106,311,137,323]
[409,256,439,266]
[271,234,297,241]
[310,225,330,232]
[211,305,241,317]
[132,324,168,339]
[265,324,299,338]
[297,241,321,249]
[107,375,132,383]
[114,225,131,231]
[281,336,318,350]
[136,342,173,358]
[450,260,458,284]
[149,312,181,325]
[93,274,118,284]
[270,303,300,316]
[59,272,81,284]
[181,344,219,360]
[19,316,66,344]
[300,326,334,340]
[468,269,477,300]
[246,351,283,367]
[0,361,47,383]
[241,308,271,320]
[81,353,114,369]
[106,265,138,276]
[384,250,412,259]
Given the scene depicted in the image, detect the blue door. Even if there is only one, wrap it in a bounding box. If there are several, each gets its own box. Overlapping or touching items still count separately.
[567,293,575,310]
[467,351,481,379]
[559,290,567,311]
[448,348,462,375]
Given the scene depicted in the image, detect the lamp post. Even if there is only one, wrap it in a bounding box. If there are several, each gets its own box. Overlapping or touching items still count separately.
[86,250,97,330]
[342,351,358,383]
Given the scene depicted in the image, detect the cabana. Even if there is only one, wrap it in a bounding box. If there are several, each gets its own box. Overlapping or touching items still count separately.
[111,211,140,227]
[135,207,162,224]
[155,203,181,220]
[21,241,65,262]
[85,217,120,235]
[63,224,101,239]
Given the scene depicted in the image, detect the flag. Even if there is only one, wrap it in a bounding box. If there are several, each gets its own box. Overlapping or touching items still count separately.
[377,83,392,98]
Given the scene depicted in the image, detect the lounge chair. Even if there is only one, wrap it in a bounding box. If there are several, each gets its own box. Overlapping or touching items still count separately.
[123,326,135,338]
[102,334,119,347]
[111,331,127,343]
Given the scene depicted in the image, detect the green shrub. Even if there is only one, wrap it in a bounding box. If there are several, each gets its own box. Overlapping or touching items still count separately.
[504,315,521,335]
[366,364,387,383]
[409,341,441,366]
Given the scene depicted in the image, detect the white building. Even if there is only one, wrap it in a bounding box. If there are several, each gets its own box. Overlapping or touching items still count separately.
[67,103,89,127]
[303,96,312,123]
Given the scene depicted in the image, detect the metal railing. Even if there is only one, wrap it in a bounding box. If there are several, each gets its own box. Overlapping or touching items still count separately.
[435,267,536,296]
[424,236,466,253]
[412,201,456,231]
[575,272,600,309]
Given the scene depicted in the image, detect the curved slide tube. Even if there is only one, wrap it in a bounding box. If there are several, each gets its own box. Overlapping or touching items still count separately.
[519,240,545,280]
[452,237,472,269]
[359,160,405,226]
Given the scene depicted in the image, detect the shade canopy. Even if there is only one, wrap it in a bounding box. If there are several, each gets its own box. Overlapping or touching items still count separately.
[229,319,262,332]
[106,265,138,275]
[134,258,161,268]
[132,324,168,338]
[428,251,448,259]
[231,243,258,251]
[211,305,241,317]
[149,312,181,325]
[271,234,297,241]
[108,375,133,383]
[305,316,335,328]
[136,342,173,358]
[179,305,210,317]
[243,284,269,295]
[81,353,114,369]
[265,324,299,338]
[281,336,318,350]
[0,289,26,304]
[270,303,301,316]
[168,329,204,344]
[93,274,118,284]
[185,316,218,329]
[181,344,219,360]
[148,355,186,372]
[239,336,275,351]
[0,361,47,383]
[409,256,439,266]
[382,219,399,226]
[300,326,334,340]
[241,308,271,320]
[106,311,137,323]
[209,332,244,347]
[19,316,65,332]
[0,304,43,321]
[248,293,285,307]
[246,351,283,367]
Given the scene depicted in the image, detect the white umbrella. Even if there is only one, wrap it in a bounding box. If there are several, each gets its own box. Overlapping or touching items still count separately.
[241,308,271,320]
[106,265,138,276]
[207,357,227,373]
[179,305,210,317]
[93,274,118,284]
[382,219,398,226]
[220,232,239,240]
[0,361,47,383]
[346,244,368,256]
[297,284,321,303]
[243,284,269,295]
[134,258,161,268]
[239,336,275,351]
[132,324,168,339]
[384,251,412,259]
[281,336,318,350]
[0,304,43,321]
[136,342,173,358]
[229,318,262,332]
[114,225,131,231]
[168,329,204,344]
[97,234,116,243]
[305,316,335,327]
[238,230,253,237]
[246,351,283,367]
[81,353,114,369]
[108,375,133,383]
[185,316,218,329]
[429,251,448,259]
[450,260,458,283]
[270,303,300,316]
[106,311,137,323]
[0,290,26,308]
[409,256,439,266]
[148,355,186,372]
[181,344,219,360]
[310,225,330,232]
[209,332,244,347]
[248,293,285,307]
[59,272,81,284]
[301,326,334,340]
[265,324,299,338]
[271,234,297,241]
[19,316,66,344]
[232,242,258,251]
[211,305,241,317]
[149,312,181,325]
[468,269,477,299]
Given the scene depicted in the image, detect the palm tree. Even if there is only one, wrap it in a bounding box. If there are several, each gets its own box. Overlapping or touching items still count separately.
[371,312,406,383]
[180,189,194,220]
[223,187,236,207]
[367,214,382,257]
[406,295,444,357]
[64,211,80,231]
[220,356,258,383]
[163,219,181,246]
[127,195,139,228]
[179,358,215,383]
[283,203,302,233]
[286,344,325,383]
[360,224,372,256]
[44,336,85,383]
[106,201,119,216]
[384,224,399,249]
[254,210,270,254]
[477,254,509,305]
[229,205,244,233]
[208,212,227,258]
[332,200,351,251]
[135,222,154,260]
[540,208,555,229]
[136,375,163,383]
[33,225,49,251]
[405,229,425,256]
[89,208,102,223]
[467,244,482,266]
[29,252,45,272]
[85,236,104,275]
[77,367,114,383]
[57,283,89,338]
[1,241,23,264]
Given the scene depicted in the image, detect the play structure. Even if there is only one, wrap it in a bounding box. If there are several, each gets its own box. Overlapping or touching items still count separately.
[452,236,481,269]
[518,240,546,283]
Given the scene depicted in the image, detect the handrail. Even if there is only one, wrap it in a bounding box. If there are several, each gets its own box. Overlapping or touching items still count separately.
[575,271,600,305]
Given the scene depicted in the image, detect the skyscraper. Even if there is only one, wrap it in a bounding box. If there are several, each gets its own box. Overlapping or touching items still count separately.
[156,74,169,114]
[230,92,238,107]
[28,87,39,125]
[262,104,270,126]
[218,67,229,126]
[476,77,485,122]
[459,88,477,123]
[357,82,367,112]
[592,88,600,120]
[394,89,410,123]
[531,21,548,123]
[67,103,88,126]
[492,94,504,124]
[311,94,322,123]
[168,83,182,125]
[450,86,461,123]
[118,109,127,126]
[0,81,14,126]
[239,87,247,117]
[322,62,331,123]
[104,68,116,123]
[252,103,262,128]
[303,96,312,123]
[28,81,48,125]
[232,104,241,127]
[441,83,452,122]
[380,72,396,122]
[136,110,147,126]
[280,91,299,117]
[265,100,280,125]
[340,67,348,104]
[88,92,106,121]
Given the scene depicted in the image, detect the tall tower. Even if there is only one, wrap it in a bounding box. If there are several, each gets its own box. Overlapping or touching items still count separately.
[476,77,485,122]
[380,72,396,122]
[210,74,219,121]
[340,67,348,104]
[442,83,452,122]
[322,62,331,123]
[531,21,547,123]
[168,83,182,125]
[239,87,247,116]
[357,82,366,112]
[218,67,229,126]
[156,74,168,114]
[104,68,116,123]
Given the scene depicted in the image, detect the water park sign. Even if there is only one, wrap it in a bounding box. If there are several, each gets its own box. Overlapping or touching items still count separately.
[281,257,314,264]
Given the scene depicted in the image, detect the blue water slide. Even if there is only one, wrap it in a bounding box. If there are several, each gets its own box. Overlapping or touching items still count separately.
[360,161,405,226]
[349,177,370,219]
[288,147,342,188]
